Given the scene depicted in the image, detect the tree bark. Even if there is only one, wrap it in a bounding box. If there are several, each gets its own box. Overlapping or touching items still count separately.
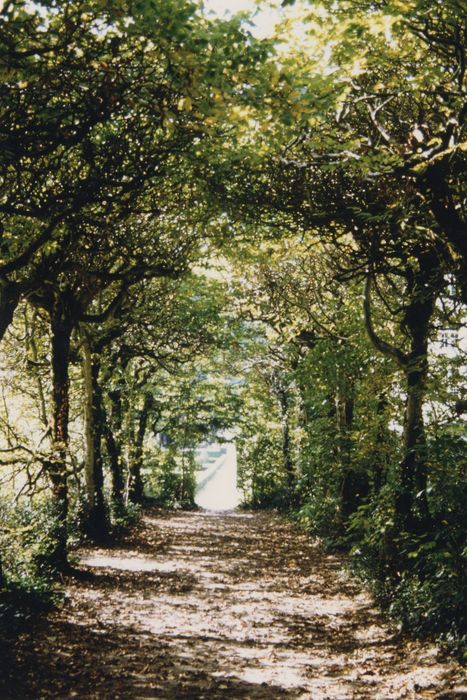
[419,162,467,304]
[337,389,362,521]
[0,281,21,342]
[49,307,73,571]
[372,393,389,493]
[81,332,109,539]
[105,387,125,514]
[127,393,152,504]
[396,293,433,531]
[364,261,438,532]
[278,385,295,493]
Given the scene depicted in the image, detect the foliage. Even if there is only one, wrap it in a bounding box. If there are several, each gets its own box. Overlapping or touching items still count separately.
[238,431,287,510]
[0,497,62,626]
[145,448,197,509]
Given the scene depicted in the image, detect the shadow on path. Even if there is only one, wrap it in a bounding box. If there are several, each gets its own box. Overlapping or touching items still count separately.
[0,509,464,699]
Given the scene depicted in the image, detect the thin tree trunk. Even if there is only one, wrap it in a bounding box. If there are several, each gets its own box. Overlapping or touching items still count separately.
[395,263,438,531]
[0,550,5,589]
[26,309,49,429]
[397,351,431,531]
[373,393,389,493]
[82,334,95,512]
[278,386,294,491]
[81,332,108,539]
[105,388,125,514]
[49,309,72,571]
[337,390,361,521]
[128,394,152,504]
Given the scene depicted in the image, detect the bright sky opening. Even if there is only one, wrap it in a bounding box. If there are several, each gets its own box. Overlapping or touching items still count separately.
[203,0,280,39]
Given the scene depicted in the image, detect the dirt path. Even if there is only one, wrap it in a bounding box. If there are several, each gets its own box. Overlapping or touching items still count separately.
[0,509,465,699]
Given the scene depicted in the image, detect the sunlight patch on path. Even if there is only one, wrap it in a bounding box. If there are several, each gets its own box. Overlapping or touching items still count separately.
[80,554,176,573]
[71,511,464,700]
[4,510,462,699]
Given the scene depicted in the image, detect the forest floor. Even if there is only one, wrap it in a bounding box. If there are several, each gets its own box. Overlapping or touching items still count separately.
[0,508,465,700]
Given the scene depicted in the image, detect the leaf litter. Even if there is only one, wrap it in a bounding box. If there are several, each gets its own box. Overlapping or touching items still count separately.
[0,508,465,699]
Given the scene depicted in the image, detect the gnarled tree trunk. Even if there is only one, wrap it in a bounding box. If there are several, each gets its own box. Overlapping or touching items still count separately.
[364,255,440,533]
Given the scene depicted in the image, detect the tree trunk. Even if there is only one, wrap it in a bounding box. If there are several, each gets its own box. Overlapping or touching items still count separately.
[420,162,467,304]
[81,332,108,539]
[397,350,431,531]
[49,309,73,571]
[26,309,49,428]
[105,388,125,515]
[127,394,152,504]
[82,334,95,511]
[337,390,359,521]
[0,281,21,342]
[0,551,5,590]
[372,393,389,493]
[396,272,436,532]
[278,386,295,493]
[364,257,440,533]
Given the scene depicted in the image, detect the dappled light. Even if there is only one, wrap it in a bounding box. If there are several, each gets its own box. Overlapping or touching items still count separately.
[1,509,464,699]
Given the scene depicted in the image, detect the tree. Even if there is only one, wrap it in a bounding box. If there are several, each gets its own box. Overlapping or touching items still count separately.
[0,0,275,338]
[215,0,464,535]
[0,0,278,566]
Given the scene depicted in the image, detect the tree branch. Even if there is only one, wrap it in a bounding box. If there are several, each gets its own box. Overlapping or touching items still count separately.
[363,273,407,368]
